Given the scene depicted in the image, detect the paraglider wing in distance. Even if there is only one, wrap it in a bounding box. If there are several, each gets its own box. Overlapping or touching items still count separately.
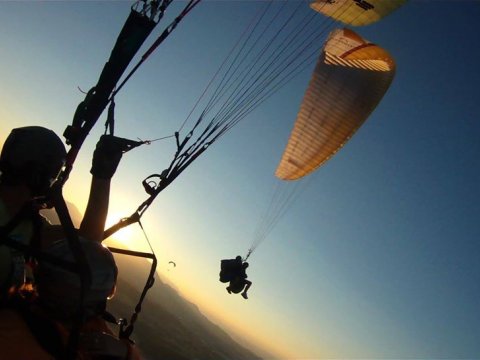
[275,28,396,181]
[310,0,407,26]
[168,261,176,267]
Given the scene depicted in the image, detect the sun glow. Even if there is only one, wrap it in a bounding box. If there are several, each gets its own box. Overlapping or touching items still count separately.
[105,212,136,248]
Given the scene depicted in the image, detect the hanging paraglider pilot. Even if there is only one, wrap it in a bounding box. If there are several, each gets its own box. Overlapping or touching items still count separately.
[219,256,252,299]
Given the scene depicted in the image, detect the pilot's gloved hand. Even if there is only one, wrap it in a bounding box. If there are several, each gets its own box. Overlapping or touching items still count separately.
[90,135,128,180]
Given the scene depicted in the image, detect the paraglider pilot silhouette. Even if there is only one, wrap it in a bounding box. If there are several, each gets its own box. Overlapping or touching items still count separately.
[220,256,252,299]
[0,128,142,359]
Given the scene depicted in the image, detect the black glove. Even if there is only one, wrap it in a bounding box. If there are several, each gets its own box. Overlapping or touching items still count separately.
[90,135,128,180]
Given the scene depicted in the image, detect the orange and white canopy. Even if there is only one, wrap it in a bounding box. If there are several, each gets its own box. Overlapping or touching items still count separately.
[275,28,396,180]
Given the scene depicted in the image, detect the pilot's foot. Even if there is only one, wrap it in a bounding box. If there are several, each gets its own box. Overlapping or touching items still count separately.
[241,292,248,299]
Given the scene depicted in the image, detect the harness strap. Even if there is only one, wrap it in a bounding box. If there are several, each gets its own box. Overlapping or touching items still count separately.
[27,208,44,264]
[105,99,116,136]
[108,246,156,342]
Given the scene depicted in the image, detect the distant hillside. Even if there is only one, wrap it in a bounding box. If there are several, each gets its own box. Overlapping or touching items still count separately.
[108,255,262,360]
[40,201,83,227]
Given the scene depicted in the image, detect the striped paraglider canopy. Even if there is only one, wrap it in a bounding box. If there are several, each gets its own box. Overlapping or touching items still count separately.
[275,28,396,180]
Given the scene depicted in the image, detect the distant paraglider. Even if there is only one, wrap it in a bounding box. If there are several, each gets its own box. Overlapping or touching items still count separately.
[276,27,396,180]
[167,261,176,271]
[247,27,397,258]
[220,256,252,300]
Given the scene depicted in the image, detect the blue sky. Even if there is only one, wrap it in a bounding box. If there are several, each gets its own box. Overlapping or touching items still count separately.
[1,1,479,358]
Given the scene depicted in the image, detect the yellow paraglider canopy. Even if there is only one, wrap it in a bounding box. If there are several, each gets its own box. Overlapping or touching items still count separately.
[310,0,407,27]
[275,28,396,181]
